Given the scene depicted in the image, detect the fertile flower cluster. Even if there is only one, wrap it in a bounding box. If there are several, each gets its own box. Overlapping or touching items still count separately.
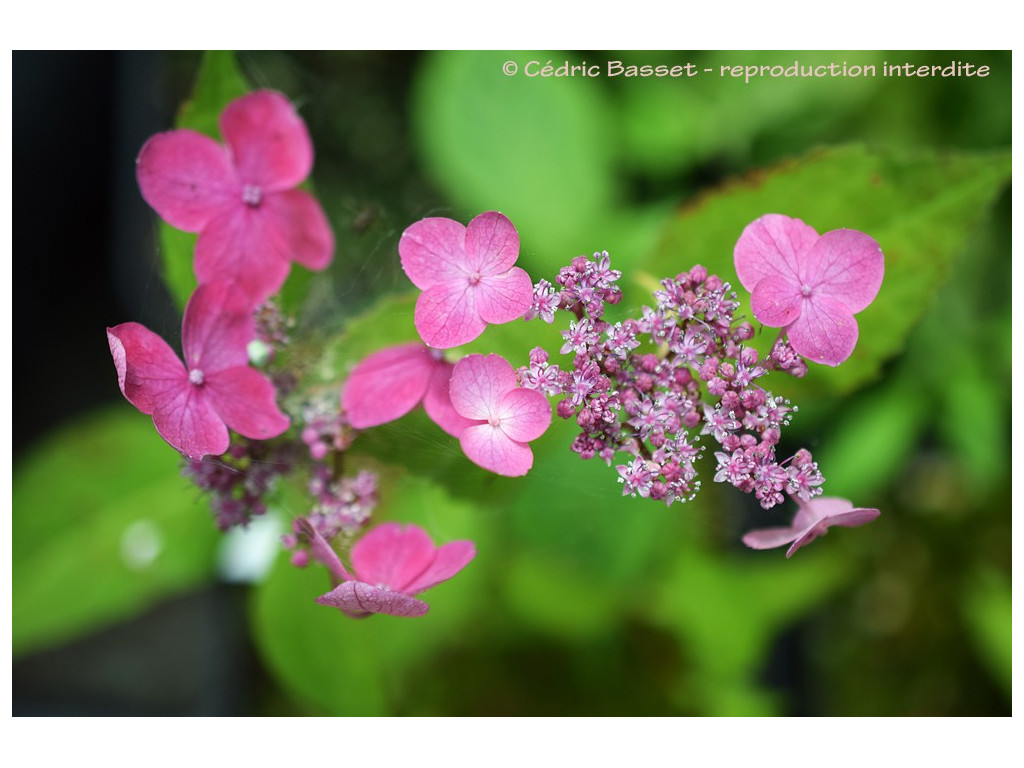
[517,231,883,549]
[182,438,295,530]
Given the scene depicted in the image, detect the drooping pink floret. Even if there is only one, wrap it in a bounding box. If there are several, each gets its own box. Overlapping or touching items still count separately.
[136,90,334,303]
[399,211,534,349]
[310,522,475,619]
[107,281,291,459]
[341,342,473,437]
[734,214,883,366]
[449,353,552,476]
[742,496,880,558]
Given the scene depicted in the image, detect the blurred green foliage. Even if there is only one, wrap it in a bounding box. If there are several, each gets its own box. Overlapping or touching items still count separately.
[13,51,1011,715]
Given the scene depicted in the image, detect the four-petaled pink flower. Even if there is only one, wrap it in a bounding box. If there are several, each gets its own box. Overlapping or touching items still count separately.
[400,211,534,349]
[734,214,883,366]
[107,281,290,459]
[308,521,476,618]
[449,353,552,477]
[341,342,474,437]
[742,496,880,558]
[137,89,334,304]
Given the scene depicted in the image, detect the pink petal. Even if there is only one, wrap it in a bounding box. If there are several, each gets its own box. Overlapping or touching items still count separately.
[181,280,256,372]
[194,207,293,304]
[151,385,230,460]
[107,322,188,415]
[475,267,534,325]
[414,281,486,349]
[799,229,884,314]
[316,581,429,618]
[423,359,476,437]
[464,211,520,276]
[734,214,819,293]
[787,293,859,367]
[801,496,855,522]
[203,366,290,440]
[495,387,551,443]
[399,217,470,290]
[460,423,535,476]
[786,511,879,558]
[749,274,803,328]
[219,90,313,191]
[261,188,334,271]
[296,518,352,583]
[351,523,437,592]
[341,343,435,429]
[449,354,518,420]
[742,525,802,550]
[136,130,237,231]
[403,540,476,595]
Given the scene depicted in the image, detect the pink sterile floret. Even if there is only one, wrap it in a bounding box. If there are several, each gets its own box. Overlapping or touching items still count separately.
[449,353,552,477]
[734,214,884,367]
[136,89,334,304]
[311,522,476,619]
[107,280,290,460]
[742,496,880,558]
[400,211,534,349]
[341,342,473,437]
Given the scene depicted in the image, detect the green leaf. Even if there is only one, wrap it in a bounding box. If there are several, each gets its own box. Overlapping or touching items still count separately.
[13,408,219,656]
[649,512,854,715]
[645,145,1011,395]
[412,51,618,275]
[813,373,929,500]
[250,472,490,715]
[158,51,251,310]
[619,51,879,176]
[960,569,1011,696]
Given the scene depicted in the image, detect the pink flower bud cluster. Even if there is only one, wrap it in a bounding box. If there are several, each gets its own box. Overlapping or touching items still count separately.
[520,252,825,509]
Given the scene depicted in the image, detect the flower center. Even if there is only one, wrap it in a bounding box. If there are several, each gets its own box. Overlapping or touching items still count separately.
[488,415,502,428]
[242,184,263,207]
[800,283,813,298]
[467,272,482,286]
[188,368,205,386]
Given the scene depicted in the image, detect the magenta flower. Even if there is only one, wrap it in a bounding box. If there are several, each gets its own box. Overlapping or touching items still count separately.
[733,214,883,366]
[309,522,476,618]
[341,342,473,437]
[399,211,534,349]
[136,89,334,303]
[742,496,880,558]
[449,354,552,476]
[107,281,290,460]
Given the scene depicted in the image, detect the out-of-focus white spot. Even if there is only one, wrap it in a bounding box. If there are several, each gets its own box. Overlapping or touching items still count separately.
[120,520,163,571]
[218,512,284,584]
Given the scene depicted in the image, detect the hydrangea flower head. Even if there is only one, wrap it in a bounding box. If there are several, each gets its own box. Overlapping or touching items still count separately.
[399,211,533,348]
[107,281,290,459]
[449,353,552,476]
[311,522,476,618]
[734,214,883,366]
[136,89,334,303]
[341,342,473,437]
[742,496,880,558]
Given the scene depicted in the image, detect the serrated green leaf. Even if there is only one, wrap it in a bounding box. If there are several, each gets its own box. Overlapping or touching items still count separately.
[13,408,219,656]
[645,145,1011,396]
